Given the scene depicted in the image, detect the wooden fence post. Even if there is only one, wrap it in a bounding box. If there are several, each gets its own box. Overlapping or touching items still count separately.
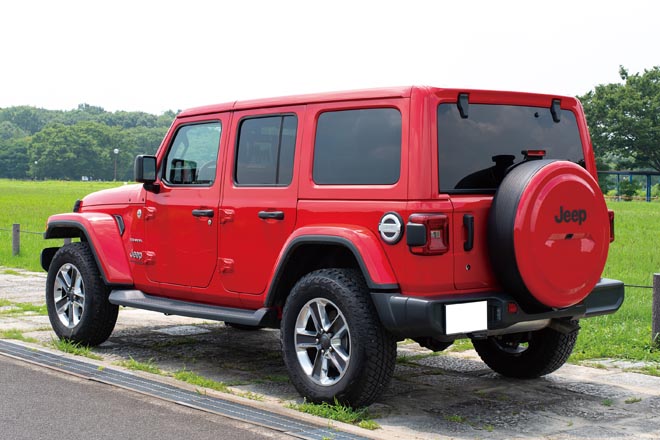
[653,274,660,346]
[12,224,20,256]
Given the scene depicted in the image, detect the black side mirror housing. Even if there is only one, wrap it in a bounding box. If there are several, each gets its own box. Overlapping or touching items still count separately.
[134,155,160,193]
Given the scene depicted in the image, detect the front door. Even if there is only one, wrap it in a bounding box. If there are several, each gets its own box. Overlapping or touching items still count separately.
[145,116,227,289]
[219,106,303,295]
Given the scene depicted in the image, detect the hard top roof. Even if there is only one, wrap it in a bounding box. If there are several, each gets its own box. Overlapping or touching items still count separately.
[177,86,578,118]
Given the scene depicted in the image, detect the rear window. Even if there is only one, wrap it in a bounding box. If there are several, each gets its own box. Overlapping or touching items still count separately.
[313,108,401,185]
[437,103,585,192]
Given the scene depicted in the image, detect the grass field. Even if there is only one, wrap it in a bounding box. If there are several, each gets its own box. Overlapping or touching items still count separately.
[1,179,659,362]
[573,201,660,362]
[0,179,122,271]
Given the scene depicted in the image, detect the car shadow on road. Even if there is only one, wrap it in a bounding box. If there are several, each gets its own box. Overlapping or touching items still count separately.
[91,321,660,439]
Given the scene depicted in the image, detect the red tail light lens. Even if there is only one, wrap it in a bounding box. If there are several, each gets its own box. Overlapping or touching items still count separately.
[408,213,450,255]
[608,209,615,243]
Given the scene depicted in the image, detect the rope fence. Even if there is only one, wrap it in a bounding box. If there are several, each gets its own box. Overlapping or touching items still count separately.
[1,224,70,256]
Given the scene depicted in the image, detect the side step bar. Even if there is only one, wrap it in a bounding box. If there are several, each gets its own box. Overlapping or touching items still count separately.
[108,290,278,328]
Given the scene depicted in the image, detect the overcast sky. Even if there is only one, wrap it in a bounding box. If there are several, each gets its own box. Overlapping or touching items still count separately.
[1,0,658,114]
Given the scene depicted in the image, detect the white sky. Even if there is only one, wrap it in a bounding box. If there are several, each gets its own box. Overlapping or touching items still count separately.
[1,0,658,114]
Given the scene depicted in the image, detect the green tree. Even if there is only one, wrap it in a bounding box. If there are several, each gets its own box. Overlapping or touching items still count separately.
[0,138,30,178]
[0,120,28,140]
[28,122,121,180]
[580,66,660,171]
[0,104,175,180]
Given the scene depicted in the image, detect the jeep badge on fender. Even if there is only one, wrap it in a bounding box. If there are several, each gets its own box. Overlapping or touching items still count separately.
[42,86,624,408]
[554,206,588,225]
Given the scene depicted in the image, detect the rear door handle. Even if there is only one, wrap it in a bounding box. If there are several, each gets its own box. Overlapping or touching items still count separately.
[258,211,284,220]
[192,209,214,218]
[463,214,474,251]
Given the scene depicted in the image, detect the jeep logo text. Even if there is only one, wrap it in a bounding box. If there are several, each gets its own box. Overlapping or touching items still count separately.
[554,206,587,225]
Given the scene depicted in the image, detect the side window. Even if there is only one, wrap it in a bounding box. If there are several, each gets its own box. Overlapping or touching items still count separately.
[163,122,222,185]
[313,108,401,185]
[235,115,297,186]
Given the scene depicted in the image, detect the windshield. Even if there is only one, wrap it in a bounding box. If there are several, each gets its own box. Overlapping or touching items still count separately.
[437,103,585,193]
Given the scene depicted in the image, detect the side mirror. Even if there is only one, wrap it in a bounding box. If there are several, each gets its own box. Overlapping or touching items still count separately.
[134,155,157,183]
[134,155,160,193]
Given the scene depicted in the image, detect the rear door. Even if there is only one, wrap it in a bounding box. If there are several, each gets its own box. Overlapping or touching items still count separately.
[219,106,303,295]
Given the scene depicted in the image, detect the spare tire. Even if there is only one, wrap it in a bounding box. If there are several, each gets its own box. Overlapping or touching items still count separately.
[488,160,609,311]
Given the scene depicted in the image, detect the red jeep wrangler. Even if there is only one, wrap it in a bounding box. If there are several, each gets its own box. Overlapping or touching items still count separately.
[42,86,624,407]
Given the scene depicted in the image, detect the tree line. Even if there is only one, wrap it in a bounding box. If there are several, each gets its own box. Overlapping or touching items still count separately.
[0,104,175,181]
[1,66,658,181]
[579,65,660,173]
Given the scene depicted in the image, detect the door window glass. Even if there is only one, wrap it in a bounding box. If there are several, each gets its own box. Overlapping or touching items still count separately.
[235,115,298,185]
[163,122,222,185]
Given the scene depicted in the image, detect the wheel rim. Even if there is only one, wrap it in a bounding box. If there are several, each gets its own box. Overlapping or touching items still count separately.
[294,298,351,386]
[53,263,85,328]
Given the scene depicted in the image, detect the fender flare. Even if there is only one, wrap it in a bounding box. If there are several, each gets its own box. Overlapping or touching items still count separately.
[265,226,399,306]
[43,213,133,286]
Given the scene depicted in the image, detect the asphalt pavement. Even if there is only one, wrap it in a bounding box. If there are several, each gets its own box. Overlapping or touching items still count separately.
[0,355,291,440]
[3,267,660,439]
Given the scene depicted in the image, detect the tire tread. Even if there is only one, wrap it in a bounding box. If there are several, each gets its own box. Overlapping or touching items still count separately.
[46,242,118,346]
[281,268,396,407]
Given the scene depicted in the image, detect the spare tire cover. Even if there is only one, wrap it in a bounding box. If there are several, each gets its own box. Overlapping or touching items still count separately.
[488,160,609,310]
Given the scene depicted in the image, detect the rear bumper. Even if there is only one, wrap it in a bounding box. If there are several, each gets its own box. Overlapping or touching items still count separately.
[371,278,624,339]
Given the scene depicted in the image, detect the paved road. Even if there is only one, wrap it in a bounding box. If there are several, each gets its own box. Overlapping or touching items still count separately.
[0,356,291,440]
[3,268,660,439]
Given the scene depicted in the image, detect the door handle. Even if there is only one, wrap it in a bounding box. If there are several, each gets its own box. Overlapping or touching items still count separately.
[192,209,215,218]
[463,214,474,251]
[258,211,284,220]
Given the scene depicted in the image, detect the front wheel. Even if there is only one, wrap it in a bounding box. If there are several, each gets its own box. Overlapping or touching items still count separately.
[472,322,579,378]
[46,242,119,346]
[281,268,396,408]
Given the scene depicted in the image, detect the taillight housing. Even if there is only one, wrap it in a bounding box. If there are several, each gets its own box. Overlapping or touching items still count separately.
[608,209,615,243]
[407,213,450,255]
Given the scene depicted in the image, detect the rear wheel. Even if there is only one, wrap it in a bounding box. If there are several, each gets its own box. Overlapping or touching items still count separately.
[281,268,396,407]
[472,323,578,378]
[46,242,118,346]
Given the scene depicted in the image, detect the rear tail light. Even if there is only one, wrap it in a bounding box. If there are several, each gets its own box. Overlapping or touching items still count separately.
[608,209,615,243]
[407,213,450,255]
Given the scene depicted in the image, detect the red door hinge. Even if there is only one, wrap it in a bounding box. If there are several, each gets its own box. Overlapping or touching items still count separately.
[144,207,157,221]
[219,258,234,273]
[143,251,156,265]
[219,209,235,224]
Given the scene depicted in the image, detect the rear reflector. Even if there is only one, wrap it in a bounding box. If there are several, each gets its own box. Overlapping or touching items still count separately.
[507,302,518,314]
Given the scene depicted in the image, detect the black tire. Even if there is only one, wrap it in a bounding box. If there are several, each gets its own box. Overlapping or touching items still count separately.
[46,242,119,346]
[225,322,263,331]
[281,268,396,408]
[488,159,556,312]
[472,323,578,378]
[488,159,609,312]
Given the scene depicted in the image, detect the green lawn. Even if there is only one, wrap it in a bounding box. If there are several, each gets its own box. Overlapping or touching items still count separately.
[1,179,659,362]
[0,179,122,271]
[573,201,660,362]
